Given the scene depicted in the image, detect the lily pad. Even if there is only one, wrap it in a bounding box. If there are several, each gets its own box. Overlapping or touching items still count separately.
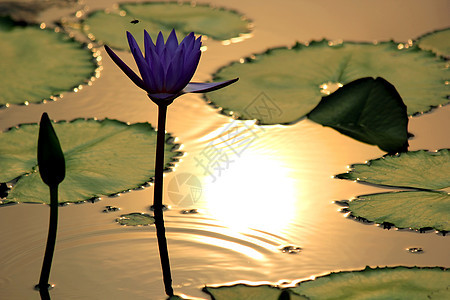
[0,119,179,204]
[290,266,449,300]
[83,2,251,50]
[345,191,450,232]
[307,77,408,153]
[0,16,96,107]
[116,213,155,226]
[207,40,449,124]
[203,284,308,300]
[336,149,450,190]
[417,27,450,57]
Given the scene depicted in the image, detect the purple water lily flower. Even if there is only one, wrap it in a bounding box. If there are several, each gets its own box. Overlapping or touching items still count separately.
[104,29,238,104]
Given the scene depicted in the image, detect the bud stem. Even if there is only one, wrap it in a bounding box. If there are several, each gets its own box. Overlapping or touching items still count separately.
[38,184,59,290]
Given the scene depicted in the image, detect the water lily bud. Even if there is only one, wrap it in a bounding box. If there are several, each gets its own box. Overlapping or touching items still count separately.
[38,113,65,187]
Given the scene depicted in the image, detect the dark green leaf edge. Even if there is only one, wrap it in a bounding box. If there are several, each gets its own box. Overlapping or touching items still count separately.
[335,191,449,235]
[0,118,183,206]
[203,267,448,300]
[80,1,253,48]
[290,266,448,297]
[335,149,450,190]
[0,16,100,109]
[202,282,310,300]
[415,27,450,58]
[205,39,449,124]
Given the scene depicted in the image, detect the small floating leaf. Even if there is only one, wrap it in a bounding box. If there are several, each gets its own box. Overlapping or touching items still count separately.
[0,119,178,204]
[290,266,449,299]
[417,27,450,57]
[83,2,251,50]
[346,191,450,232]
[336,149,450,190]
[208,40,449,124]
[102,205,120,213]
[406,247,424,254]
[0,16,96,107]
[307,77,408,153]
[280,246,302,254]
[116,213,155,226]
[203,284,308,300]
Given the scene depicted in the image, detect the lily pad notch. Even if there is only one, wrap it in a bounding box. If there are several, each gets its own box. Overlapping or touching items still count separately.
[416,27,450,58]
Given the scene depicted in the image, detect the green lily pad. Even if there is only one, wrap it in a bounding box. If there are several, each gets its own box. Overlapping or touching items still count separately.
[344,191,450,232]
[207,40,449,124]
[0,16,96,107]
[82,2,251,50]
[417,27,450,57]
[307,77,408,153]
[203,284,308,300]
[116,213,155,226]
[0,119,179,204]
[290,266,449,300]
[336,150,450,190]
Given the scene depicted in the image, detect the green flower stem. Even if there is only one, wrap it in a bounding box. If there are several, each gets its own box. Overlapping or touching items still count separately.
[38,184,59,289]
[153,103,174,297]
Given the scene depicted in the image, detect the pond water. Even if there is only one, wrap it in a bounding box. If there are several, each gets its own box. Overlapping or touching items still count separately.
[0,0,449,299]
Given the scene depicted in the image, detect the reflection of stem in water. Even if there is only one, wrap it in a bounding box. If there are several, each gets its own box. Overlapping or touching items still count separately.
[38,285,51,300]
[153,104,174,297]
[38,185,59,290]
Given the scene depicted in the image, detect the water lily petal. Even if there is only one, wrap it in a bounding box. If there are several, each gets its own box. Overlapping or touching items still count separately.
[180,32,195,57]
[147,46,164,92]
[194,36,202,51]
[104,45,146,91]
[183,78,239,93]
[144,30,156,65]
[127,31,153,91]
[165,29,179,56]
[160,47,172,75]
[165,47,185,92]
[155,31,165,55]
[181,49,201,84]
[142,31,159,91]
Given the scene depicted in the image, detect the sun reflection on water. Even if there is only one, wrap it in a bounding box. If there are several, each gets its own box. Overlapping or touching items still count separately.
[202,152,299,233]
[191,235,265,260]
